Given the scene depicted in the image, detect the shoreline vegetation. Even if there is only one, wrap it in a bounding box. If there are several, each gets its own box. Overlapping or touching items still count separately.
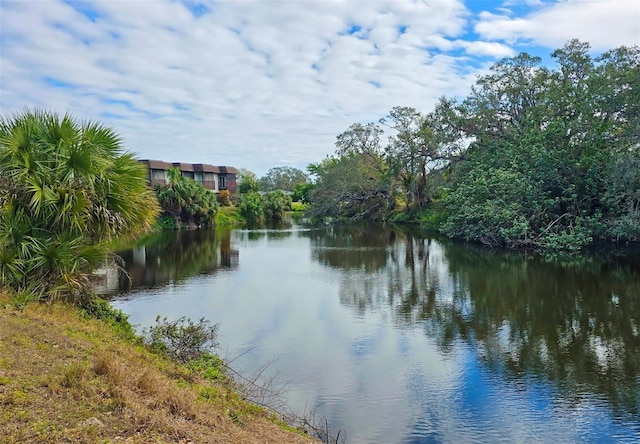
[204,42,639,258]
[1,37,638,443]
[0,110,328,443]
[300,40,640,256]
[0,293,324,443]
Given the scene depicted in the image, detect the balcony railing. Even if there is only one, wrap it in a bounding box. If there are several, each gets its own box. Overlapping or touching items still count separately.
[201,180,216,190]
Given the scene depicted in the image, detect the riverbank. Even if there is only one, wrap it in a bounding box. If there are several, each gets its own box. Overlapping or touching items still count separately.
[0,294,313,443]
[215,205,245,225]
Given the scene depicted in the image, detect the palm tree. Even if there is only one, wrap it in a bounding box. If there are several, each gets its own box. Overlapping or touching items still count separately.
[0,109,159,302]
[155,167,188,227]
[155,167,218,229]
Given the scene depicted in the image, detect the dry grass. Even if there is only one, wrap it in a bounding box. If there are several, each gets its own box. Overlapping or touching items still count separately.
[0,294,313,443]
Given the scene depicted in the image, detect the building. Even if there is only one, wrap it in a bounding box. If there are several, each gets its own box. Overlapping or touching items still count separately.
[139,159,237,193]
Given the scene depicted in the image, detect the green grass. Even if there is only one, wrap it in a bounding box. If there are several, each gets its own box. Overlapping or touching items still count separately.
[215,206,246,225]
[290,201,308,212]
[0,293,312,444]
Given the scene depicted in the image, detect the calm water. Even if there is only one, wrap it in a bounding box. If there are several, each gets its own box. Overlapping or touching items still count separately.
[106,222,640,443]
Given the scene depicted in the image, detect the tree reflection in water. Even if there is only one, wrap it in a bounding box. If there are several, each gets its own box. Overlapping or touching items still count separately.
[309,225,640,418]
[114,228,238,292]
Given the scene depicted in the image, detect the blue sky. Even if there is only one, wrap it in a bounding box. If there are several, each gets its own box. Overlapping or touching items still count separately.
[1,0,638,176]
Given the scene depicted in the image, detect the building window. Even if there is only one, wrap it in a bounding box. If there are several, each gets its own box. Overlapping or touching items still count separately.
[151,169,167,181]
[219,175,227,189]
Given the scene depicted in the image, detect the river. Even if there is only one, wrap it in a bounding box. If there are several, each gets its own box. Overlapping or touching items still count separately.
[105,221,640,443]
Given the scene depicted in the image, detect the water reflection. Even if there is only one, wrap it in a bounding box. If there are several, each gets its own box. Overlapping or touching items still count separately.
[234,219,297,242]
[309,224,391,272]
[109,223,640,442]
[444,243,640,418]
[308,226,640,420]
[98,229,238,294]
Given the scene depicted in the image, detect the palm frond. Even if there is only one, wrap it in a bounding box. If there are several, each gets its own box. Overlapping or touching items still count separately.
[0,109,159,300]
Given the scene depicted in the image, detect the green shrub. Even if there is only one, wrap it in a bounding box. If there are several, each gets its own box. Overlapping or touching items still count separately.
[154,214,179,231]
[292,182,314,203]
[263,190,292,221]
[155,168,218,228]
[190,353,226,380]
[238,176,259,194]
[238,192,265,225]
[81,298,137,341]
[538,223,593,257]
[389,211,414,224]
[143,316,220,363]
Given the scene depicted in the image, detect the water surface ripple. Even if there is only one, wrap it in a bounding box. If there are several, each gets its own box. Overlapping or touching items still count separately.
[108,223,640,443]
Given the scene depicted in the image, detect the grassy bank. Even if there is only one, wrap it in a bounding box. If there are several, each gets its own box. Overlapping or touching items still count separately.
[0,294,312,443]
[215,206,245,226]
[290,201,307,212]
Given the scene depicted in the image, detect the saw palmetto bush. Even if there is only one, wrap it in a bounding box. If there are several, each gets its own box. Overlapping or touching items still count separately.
[155,167,219,228]
[0,109,159,302]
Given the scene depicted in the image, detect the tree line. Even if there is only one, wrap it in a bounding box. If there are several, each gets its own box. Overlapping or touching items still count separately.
[300,40,640,255]
[1,40,637,302]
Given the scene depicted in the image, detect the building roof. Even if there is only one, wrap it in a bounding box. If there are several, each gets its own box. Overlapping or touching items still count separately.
[172,162,194,172]
[140,159,172,170]
[193,163,221,173]
[139,160,236,174]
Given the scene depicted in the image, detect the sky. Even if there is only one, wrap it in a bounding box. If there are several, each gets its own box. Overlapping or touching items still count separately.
[1,0,639,177]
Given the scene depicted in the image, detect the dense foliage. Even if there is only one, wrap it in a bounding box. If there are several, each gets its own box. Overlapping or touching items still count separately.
[0,109,159,301]
[292,182,313,203]
[238,191,292,225]
[236,168,260,194]
[444,41,640,253]
[259,166,308,192]
[155,167,219,229]
[238,192,265,225]
[306,40,640,253]
[217,189,231,206]
[307,151,391,221]
[382,103,462,212]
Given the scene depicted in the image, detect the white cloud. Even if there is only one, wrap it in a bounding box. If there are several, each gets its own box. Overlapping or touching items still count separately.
[1,0,637,176]
[476,0,640,50]
[502,0,545,7]
[457,40,516,57]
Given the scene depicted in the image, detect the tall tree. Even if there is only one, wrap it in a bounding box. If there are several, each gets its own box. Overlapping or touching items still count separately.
[307,153,390,221]
[459,52,549,153]
[0,109,159,301]
[259,166,308,192]
[382,100,463,211]
[444,41,640,252]
[307,121,391,221]
[236,168,259,194]
[335,122,383,158]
